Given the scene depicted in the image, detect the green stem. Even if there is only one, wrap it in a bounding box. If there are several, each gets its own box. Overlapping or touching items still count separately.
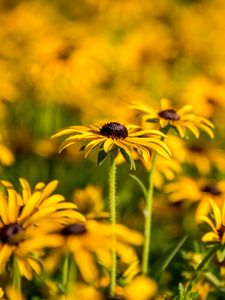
[185,244,220,298]
[62,254,69,292]
[142,152,158,275]
[109,156,117,297]
[12,256,21,294]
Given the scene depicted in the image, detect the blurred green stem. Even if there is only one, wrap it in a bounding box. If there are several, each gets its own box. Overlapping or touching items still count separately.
[62,253,69,292]
[109,156,117,297]
[12,256,21,294]
[142,152,158,275]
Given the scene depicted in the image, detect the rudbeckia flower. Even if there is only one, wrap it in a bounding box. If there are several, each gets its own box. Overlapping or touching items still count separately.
[72,185,108,219]
[45,220,143,283]
[51,122,171,169]
[131,99,214,138]
[201,199,225,244]
[166,177,225,223]
[0,178,84,280]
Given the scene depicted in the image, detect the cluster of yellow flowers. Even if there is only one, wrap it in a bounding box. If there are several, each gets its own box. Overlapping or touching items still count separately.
[0,0,225,299]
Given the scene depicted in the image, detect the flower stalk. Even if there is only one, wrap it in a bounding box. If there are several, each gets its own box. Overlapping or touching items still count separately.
[142,152,158,275]
[109,155,117,297]
[12,256,21,294]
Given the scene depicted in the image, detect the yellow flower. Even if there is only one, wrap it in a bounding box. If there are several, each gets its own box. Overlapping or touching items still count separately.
[45,219,143,283]
[0,178,84,279]
[183,142,225,175]
[52,122,171,169]
[166,177,225,223]
[201,199,225,244]
[51,283,103,300]
[0,143,15,166]
[72,185,108,219]
[131,99,214,138]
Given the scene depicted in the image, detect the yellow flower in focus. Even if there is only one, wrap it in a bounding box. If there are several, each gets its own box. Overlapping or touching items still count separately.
[0,178,84,279]
[45,220,143,283]
[166,177,225,223]
[201,199,225,244]
[131,99,214,138]
[52,122,171,169]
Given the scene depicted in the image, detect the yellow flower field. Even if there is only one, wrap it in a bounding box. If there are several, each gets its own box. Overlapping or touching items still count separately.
[0,0,225,299]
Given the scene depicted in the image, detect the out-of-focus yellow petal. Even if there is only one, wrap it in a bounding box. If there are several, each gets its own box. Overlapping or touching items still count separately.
[202,232,219,243]
[209,199,221,230]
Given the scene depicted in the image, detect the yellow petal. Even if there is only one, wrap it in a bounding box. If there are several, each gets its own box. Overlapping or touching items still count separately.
[19,178,31,204]
[0,245,12,272]
[160,98,171,110]
[18,192,41,222]
[0,194,9,224]
[75,249,98,282]
[209,199,222,230]
[103,139,114,153]
[8,189,19,223]
[202,232,219,243]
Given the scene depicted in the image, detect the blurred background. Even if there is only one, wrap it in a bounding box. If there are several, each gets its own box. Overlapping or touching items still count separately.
[1,0,225,294]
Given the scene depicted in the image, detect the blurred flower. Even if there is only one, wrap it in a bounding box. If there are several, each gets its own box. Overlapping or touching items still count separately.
[184,142,225,175]
[131,99,214,138]
[45,220,143,283]
[143,156,181,188]
[0,178,84,279]
[0,143,15,166]
[166,177,225,223]
[182,76,225,118]
[52,122,171,169]
[72,185,108,219]
[201,199,225,244]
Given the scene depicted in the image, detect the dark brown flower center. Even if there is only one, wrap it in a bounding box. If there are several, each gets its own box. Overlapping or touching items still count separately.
[0,223,23,245]
[218,225,225,240]
[158,109,180,120]
[100,122,128,139]
[188,145,204,153]
[57,45,75,61]
[201,185,222,196]
[60,223,87,236]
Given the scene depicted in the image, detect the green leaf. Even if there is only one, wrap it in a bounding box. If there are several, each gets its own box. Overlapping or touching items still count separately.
[97,149,108,166]
[151,235,188,279]
[120,147,136,170]
[129,174,147,198]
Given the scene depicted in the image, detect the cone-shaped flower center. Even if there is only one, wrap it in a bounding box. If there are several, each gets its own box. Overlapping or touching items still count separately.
[61,223,87,236]
[158,109,180,120]
[0,223,23,245]
[201,185,222,196]
[100,122,128,139]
